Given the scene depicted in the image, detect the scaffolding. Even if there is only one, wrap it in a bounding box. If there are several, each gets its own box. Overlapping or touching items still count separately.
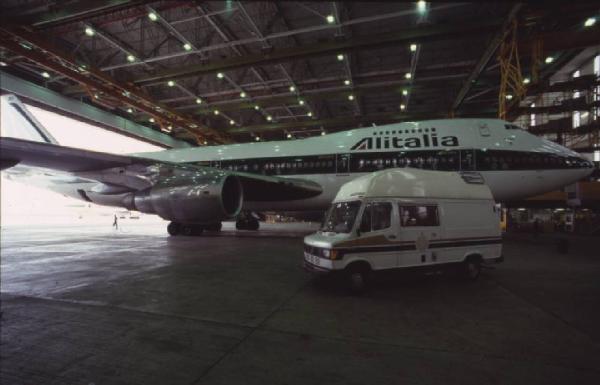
[498,19,526,119]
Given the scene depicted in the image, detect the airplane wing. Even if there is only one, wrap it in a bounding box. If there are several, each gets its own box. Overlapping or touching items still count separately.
[0,136,323,201]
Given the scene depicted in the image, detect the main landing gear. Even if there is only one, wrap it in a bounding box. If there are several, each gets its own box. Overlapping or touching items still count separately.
[167,221,222,236]
[235,212,260,231]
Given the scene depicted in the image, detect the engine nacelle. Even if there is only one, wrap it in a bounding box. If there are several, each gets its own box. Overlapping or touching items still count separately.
[124,172,243,224]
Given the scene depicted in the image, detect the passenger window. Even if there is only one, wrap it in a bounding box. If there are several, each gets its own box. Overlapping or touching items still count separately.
[399,205,439,227]
[360,202,392,232]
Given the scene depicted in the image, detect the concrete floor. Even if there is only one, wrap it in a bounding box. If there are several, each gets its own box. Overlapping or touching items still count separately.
[1,222,599,385]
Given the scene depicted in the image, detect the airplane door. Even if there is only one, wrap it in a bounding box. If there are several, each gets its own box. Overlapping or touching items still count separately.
[336,153,350,175]
[478,122,491,137]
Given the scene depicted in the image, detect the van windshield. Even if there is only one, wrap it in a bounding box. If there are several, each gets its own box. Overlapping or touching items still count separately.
[321,200,362,233]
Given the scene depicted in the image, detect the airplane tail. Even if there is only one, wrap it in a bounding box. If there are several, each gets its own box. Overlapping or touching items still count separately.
[0,94,59,145]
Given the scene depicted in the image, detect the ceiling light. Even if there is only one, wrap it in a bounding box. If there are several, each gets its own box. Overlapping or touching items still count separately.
[254,105,260,110]
[523,77,530,84]
[229,120,235,125]
[255,136,260,141]
[266,115,273,121]
[196,98,202,104]
[287,133,292,138]
[299,99,305,105]
[166,125,173,131]
[148,12,158,21]
[127,54,136,62]
[405,72,412,79]
[326,15,335,24]
[545,56,554,64]
[307,111,313,117]
[149,117,155,123]
[321,131,326,136]
[584,17,596,27]
[217,72,224,79]
[417,1,427,14]
[41,71,50,78]
[505,94,513,100]
[337,54,344,61]
[167,80,175,87]
[240,91,246,98]
[348,94,354,101]
[410,43,417,52]
[203,140,208,145]
[127,108,133,113]
[402,89,408,96]
[0,61,7,67]
[214,110,220,115]
[344,79,351,86]
[400,104,406,110]
[93,93,99,99]
[84,26,95,36]
[289,85,296,92]
[183,43,192,51]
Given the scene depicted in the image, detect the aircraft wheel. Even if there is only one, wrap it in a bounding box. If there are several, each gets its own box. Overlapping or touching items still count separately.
[167,222,181,236]
[206,222,222,232]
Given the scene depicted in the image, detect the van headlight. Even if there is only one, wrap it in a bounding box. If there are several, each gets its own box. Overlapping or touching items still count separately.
[321,249,341,260]
[322,249,331,258]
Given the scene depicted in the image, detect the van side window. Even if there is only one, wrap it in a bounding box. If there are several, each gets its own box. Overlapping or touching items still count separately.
[399,205,439,227]
[360,202,392,232]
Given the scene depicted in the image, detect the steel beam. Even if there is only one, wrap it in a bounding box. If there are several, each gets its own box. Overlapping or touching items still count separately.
[0,27,228,144]
[133,18,501,85]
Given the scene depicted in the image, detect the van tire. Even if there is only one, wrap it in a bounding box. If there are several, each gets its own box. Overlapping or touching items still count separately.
[462,256,482,281]
[345,263,370,295]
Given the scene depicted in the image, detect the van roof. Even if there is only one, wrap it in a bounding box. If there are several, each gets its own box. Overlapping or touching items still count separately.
[334,168,494,201]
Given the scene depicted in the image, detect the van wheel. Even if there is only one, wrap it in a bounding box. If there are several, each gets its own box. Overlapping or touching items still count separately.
[462,257,482,281]
[346,264,370,295]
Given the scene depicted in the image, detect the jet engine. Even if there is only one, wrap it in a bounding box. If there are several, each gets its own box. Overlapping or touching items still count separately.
[123,171,243,224]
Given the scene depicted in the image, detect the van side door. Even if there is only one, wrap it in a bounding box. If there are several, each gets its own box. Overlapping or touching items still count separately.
[355,201,397,270]
[398,204,441,266]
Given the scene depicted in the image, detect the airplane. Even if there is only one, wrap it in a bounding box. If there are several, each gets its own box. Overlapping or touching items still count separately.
[0,94,594,236]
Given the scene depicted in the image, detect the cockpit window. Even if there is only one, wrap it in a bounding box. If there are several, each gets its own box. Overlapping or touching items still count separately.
[504,124,523,130]
[321,200,362,233]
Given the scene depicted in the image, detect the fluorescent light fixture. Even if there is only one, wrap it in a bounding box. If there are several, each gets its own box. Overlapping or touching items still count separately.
[584,17,596,27]
[545,56,554,64]
[400,104,406,110]
[344,79,351,86]
[0,61,7,67]
[127,54,136,62]
[417,1,427,14]
[337,54,344,61]
[402,89,408,96]
[348,94,354,101]
[214,110,220,115]
[196,98,202,104]
[289,85,296,92]
[167,80,175,87]
[148,12,158,21]
[41,71,50,78]
[326,15,335,24]
[240,91,246,98]
[299,99,305,105]
[505,94,513,100]
[410,43,417,52]
[217,72,224,79]
[405,72,412,79]
[266,116,273,121]
[523,77,530,84]
[84,26,95,36]
[183,43,192,51]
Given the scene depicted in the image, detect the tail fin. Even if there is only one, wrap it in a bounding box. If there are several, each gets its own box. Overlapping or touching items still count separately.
[0,94,59,145]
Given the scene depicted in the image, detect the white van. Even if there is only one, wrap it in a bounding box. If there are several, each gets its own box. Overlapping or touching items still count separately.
[303,168,503,292]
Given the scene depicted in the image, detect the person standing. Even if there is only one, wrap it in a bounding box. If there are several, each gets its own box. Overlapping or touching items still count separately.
[113,214,118,230]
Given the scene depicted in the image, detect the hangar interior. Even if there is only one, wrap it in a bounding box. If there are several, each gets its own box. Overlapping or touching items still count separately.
[1,2,600,385]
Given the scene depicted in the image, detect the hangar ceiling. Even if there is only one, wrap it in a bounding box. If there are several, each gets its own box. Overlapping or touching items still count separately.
[0,1,598,146]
